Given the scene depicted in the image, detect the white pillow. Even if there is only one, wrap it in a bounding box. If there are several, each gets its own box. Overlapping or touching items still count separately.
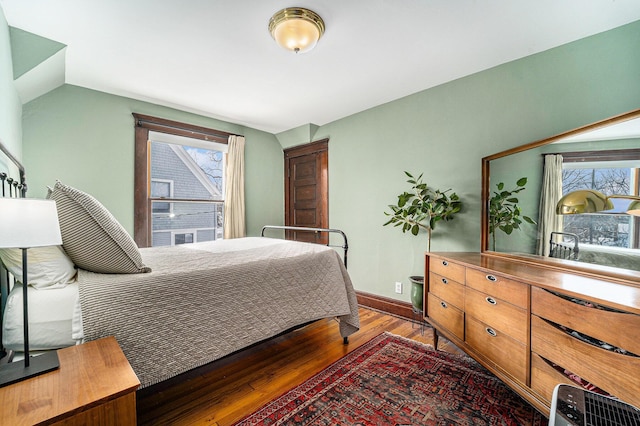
[2,282,79,350]
[0,245,77,289]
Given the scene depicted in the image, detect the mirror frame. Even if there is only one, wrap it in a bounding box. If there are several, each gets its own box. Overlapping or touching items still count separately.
[481,108,640,285]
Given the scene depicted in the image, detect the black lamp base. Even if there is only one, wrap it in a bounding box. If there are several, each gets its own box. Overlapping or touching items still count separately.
[0,350,60,387]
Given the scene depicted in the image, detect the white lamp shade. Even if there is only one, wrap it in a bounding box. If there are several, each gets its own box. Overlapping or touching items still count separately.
[0,198,62,248]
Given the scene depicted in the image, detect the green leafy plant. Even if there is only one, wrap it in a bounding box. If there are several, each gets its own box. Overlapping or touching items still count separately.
[488,177,536,251]
[383,172,462,252]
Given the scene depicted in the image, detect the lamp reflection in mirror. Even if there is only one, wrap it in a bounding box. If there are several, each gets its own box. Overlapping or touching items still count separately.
[556,189,640,216]
[628,200,640,215]
[0,198,62,387]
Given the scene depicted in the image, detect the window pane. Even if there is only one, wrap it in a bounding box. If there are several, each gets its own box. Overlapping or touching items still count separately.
[151,180,171,213]
[149,138,226,247]
[562,166,634,249]
[150,141,224,201]
[175,233,193,245]
[151,201,224,247]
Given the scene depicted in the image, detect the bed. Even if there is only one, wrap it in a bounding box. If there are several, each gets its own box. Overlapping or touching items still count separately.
[0,141,359,389]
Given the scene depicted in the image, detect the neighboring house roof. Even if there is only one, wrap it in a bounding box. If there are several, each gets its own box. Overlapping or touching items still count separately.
[168,144,222,199]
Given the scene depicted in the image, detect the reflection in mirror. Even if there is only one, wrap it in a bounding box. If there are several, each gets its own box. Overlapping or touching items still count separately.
[483,110,640,276]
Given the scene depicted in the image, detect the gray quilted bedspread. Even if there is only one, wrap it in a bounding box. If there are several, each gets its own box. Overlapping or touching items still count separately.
[77,237,360,388]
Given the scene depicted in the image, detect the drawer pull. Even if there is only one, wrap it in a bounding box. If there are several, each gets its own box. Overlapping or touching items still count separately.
[440,301,448,309]
[486,274,498,282]
[485,296,497,305]
[441,278,448,284]
[442,260,449,266]
[485,327,497,337]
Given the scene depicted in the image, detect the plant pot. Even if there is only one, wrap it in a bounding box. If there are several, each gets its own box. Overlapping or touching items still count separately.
[409,275,424,312]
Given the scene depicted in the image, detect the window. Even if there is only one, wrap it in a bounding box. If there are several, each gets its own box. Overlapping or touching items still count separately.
[151,179,172,213]
[561,150,640,249]
[174,233,194,245]
[148,136,226,247]
[133,114,237,248]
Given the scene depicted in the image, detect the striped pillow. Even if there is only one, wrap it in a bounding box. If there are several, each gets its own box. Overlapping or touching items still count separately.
[50,181,151,274]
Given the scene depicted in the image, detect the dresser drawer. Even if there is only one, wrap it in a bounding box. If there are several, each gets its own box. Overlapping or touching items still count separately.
[429,272,464,308]
[465,287,528,344]
[530,352,577,405]
[531,286,640,356]
[465,316,527,384]
[465,268,528,308]
[531,315,640,408]
[429,257,466,283]
[427,292,464,341]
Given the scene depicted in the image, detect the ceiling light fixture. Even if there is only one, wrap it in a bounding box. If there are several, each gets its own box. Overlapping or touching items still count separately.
[268,7,325,53]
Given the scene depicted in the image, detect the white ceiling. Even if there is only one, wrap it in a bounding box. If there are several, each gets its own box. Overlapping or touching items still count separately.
[2,0,640,134]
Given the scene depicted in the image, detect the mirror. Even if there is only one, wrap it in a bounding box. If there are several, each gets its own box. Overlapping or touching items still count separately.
[481,109,640,281]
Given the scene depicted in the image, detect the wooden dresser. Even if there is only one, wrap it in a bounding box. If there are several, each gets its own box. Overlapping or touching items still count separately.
[0,336,140,425]
[425,252,640,415]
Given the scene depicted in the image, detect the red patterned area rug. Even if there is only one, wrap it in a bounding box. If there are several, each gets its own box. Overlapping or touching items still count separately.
[234,332,548,425]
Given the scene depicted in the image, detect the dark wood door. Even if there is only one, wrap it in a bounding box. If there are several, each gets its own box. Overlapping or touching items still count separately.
[284,139,328,244]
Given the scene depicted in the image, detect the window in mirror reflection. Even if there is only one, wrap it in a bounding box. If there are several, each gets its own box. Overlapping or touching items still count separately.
[562,158,639,249]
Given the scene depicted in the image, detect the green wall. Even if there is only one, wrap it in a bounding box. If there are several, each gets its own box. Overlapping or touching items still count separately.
[0,8,22,164]
[10,27,65,79]
[18,18,640,303]
[310,20,640,299]
[22,85,284,237]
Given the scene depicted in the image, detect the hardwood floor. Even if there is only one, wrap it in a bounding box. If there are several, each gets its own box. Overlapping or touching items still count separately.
[136,307,463,425]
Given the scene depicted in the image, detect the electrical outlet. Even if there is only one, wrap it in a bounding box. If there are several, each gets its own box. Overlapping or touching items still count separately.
[395,281,402,294]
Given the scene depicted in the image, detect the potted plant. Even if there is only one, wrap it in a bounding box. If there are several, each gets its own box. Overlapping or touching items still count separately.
[488,177,536,251]
[383,171,462,311]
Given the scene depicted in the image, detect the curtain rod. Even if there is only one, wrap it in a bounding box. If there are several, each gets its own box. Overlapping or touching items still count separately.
[542,148,640,162]
[133,113,243,141]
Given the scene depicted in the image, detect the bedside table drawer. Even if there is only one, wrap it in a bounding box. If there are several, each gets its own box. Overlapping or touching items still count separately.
[427,292,464,341]
[465,316,527,384]
[465,287,527,344]
[466,268,528,308]
[429,272,464,308]
[430,257,466,283]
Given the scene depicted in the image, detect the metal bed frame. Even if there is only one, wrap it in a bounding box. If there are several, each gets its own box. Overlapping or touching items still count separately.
[0,142,354,359]
[261,225,351,345]
[0,139,27,362]
[261,225,349,268]
[549,231,580,260]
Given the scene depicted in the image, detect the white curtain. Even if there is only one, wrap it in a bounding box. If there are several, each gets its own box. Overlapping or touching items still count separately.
[223,135,246,239]
[536,154,563,256]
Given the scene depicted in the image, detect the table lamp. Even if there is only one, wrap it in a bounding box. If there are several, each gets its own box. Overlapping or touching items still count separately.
[0,198,63,387]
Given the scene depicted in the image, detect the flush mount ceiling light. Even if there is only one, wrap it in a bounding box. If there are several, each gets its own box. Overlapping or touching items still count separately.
[268,7,325,53]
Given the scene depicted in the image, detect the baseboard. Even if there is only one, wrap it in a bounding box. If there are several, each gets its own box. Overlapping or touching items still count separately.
[356,291,416,321]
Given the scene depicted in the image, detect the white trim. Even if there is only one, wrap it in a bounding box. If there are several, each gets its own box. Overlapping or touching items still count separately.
[149,131,228,153]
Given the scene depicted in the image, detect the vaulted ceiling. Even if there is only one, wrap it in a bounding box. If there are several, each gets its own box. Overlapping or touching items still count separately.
[2,0,640,134]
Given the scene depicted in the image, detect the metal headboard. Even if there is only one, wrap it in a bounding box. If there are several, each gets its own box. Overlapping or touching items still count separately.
[0,139,27,198]
[0,138,27,360]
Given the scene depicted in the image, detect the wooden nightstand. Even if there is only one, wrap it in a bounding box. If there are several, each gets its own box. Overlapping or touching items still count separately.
[0,336,140,425]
